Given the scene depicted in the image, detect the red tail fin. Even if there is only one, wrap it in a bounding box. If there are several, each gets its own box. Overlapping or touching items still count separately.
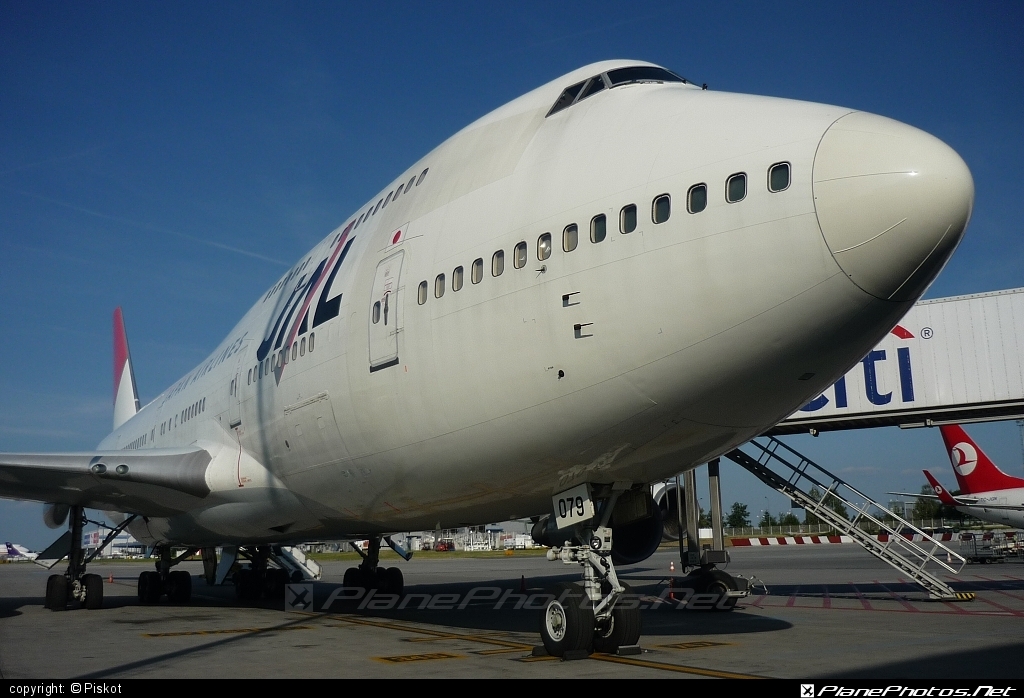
[923,470,959,506]
[113,307,139,430]
[939,424,1024,494]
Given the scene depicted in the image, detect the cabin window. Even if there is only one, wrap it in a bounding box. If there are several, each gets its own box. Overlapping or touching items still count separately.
[563,224,578,252]
[472,258,483,284]
[416,168,429,186]
[300,338,306,356]
[514,241,527,269]
[407,176,416,190]
[620,205,637,234]
[373,199,383,215]
[727,173,746,203]
[653,194,671,224]
[453,266,464,291]
[281,348,287,366]
[769,162,790,192]
[537,233,552,261]
[492,250,504,277]
[417,281,428,305]
[248,368,252,385]
[292,342,298,360]
[392,184,402,202]
[687,184,707,213]
[435,273,445,298]
[590,214,607,243]
[382,191,393,209]
[308,332,315,352]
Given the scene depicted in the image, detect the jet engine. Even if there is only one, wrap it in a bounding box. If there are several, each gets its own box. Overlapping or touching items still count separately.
[43,502,69,529]
[651,480,683,541]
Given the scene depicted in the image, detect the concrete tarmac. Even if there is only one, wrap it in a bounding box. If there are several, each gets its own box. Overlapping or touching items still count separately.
[1,545,1023,679]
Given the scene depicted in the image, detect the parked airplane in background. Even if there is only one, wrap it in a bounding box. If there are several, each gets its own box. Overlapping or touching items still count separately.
[914,425,1024,529]
[3,543,39,561]
[0,60,974,655]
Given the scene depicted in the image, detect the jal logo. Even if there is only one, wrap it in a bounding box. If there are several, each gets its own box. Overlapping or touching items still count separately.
[950,442,978,476]
[799,325,916,413]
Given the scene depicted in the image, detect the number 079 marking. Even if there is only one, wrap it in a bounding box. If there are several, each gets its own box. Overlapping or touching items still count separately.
[552,483,595,529]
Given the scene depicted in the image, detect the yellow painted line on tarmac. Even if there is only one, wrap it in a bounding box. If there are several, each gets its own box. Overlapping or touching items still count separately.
[374,652,464,664]
[144,625,316,638]
[329,615,534,652]
[658,641,734,650]
[590,654,767,679]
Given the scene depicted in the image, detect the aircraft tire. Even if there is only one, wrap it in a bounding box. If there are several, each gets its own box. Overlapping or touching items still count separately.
[234,569,260,602]
[540,582,594,657]
[592,584,641,653]
[342,567,361,589]
[167,571,192,603]
[700,569,737,611]
[382,567,404,596]
[45,574,68,611]
[264,568,288,599]
[82,574,104,610]
[139,571,162,604]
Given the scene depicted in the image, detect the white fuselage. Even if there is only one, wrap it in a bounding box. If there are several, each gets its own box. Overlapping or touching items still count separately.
[96,61,973,546]
[956,490,1024,528]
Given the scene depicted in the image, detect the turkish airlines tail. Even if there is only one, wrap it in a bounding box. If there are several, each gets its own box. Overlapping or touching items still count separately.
[922,470,961,506]
[938,424,1024,494]
[113,307,139,431]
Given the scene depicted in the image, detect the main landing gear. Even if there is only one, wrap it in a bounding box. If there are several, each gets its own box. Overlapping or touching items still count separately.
[232,546,295,602]
[342,536,407,596]
[44,507,136,611]
[137,546,196,604]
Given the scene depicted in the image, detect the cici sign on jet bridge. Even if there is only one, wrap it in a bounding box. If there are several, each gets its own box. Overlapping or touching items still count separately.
[774,287,1024,434]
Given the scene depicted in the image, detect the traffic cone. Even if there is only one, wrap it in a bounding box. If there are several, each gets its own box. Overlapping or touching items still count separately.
[520,575,526,592]
[107,574,114,583]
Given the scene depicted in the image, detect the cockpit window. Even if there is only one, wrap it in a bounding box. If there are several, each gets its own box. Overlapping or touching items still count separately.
[606,66,686,87]
[547,66,688,118]
[547,80,588,117]
[577,76,607,102]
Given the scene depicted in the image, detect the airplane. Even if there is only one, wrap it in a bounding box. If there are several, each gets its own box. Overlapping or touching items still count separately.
[3,543,38,561]
[0,59,974,655]
[902,424,1024,529]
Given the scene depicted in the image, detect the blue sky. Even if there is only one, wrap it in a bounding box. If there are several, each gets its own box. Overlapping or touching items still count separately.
[1,2,1022,547]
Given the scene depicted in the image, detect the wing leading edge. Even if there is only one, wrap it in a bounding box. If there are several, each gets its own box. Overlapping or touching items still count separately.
[0,448,211,517]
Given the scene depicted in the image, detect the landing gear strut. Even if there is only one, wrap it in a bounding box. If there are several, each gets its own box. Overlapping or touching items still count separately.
[45,507,135,611]
[539,485,642,657]
[342,536,405,596]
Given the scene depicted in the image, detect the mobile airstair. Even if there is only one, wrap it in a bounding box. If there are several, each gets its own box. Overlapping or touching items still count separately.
[725,437,972,601]
[270,545,322,581]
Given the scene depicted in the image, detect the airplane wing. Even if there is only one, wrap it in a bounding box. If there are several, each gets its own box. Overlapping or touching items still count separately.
[887,491,943,500]
[0,448,212,517]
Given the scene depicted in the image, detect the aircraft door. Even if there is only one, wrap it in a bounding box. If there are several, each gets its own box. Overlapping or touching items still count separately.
[368,251,404,372]
[227,343,249,430]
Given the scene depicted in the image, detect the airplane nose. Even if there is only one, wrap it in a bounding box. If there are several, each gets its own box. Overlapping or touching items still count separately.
[813,111,974,301]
